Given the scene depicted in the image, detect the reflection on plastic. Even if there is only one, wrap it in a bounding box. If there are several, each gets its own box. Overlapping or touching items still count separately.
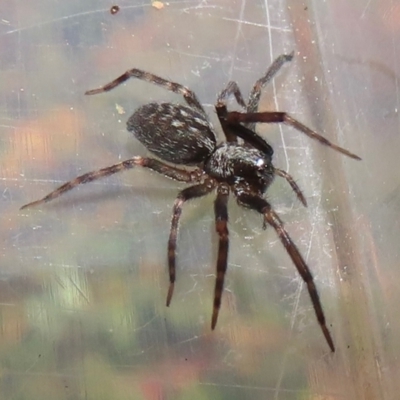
[0,1,398,399]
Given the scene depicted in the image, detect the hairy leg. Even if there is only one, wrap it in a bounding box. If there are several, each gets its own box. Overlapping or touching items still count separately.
[216,54,293,149]
[211,184,230,329]
[86,69,205,114]
[246,52,294,131]
[166,179,216,306]
[247,52,294,113]
[217,81,247,110]
[236,192,335,352]
[215,81,247,143]
[226,111,361,160]
[21,157,203,209]
[274,168,307,207]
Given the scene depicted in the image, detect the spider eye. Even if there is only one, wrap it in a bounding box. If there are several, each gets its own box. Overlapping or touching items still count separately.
[256,158,265,168]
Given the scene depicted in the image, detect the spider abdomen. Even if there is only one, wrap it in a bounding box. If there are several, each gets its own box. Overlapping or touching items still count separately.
[127,102,217,165]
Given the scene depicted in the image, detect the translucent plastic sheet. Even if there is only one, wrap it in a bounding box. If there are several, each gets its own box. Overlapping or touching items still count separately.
[1,1,399,399]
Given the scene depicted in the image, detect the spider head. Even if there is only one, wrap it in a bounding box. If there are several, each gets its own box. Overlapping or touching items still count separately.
[205,143,274,192]
[233,151,275,193]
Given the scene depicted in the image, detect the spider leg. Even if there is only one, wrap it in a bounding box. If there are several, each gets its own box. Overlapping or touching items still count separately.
[211,184,230,329]
[216,53,294,139]
[226,111,361,160]
[215,81,247,143]
[246,52,294,131]
[85,69,204,114]
[248,52,294,112]
[216,116,273,156]
[274,168,307,207]
[217,81,247,109]
[215,81,274,154]
[21,157,203,210]
[166,179,216,307]
[235,192,335,352]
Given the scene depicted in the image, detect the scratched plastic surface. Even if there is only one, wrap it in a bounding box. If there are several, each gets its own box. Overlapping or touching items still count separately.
[1,1,398,399]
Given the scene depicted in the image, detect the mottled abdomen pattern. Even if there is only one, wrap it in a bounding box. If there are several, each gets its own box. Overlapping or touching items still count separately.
[127,102,216,165]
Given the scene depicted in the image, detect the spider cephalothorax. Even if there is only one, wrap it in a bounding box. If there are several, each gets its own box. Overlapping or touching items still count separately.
[22,52,361,352]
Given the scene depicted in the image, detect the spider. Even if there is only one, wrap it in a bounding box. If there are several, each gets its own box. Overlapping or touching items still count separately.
[21,52,361,352]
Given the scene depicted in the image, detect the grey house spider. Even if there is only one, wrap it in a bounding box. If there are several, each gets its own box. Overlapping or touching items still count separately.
[22,52,361,352]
